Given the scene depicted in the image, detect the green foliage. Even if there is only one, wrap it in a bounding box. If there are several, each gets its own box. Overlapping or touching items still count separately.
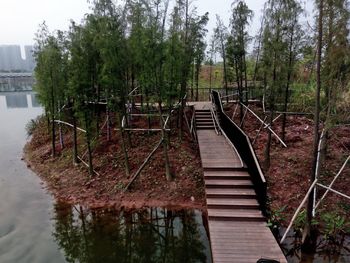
[25,117,41,136]
[257,0,305,111]
[321,212,350,240]
[288,82,315,112]
[267,205,286,229]
[34,23,68,118]
[225,0,253,102]
[294,209,319,234]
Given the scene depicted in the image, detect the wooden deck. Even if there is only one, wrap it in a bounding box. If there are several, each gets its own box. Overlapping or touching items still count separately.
[195,105,286,263]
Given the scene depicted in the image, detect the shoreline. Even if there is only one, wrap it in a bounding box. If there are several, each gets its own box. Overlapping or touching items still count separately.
[23,152,207,212]
[23,116,207,212]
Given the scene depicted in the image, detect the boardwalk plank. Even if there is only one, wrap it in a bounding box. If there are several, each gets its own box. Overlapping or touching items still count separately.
[196,108,286,263]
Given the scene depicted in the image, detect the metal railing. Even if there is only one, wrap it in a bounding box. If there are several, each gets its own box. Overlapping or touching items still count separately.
[211,90,267,214]
[209,94,221,135]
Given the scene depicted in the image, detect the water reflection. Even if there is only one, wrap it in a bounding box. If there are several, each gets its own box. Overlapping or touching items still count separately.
[278,229,350,263]
[0,92,64,263]
[52,203,212,263]
[0,92,40,109]
[5,94,28,108]
[0,75,34,92]
[31,94,40,107]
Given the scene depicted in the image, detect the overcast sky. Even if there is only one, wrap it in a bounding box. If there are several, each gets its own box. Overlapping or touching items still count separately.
[0,0,314,55]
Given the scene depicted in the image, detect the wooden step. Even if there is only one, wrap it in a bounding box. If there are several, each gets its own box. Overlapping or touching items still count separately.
[196,120,214,124]
[204,170,250,180]
[206,188,256,199]
[196,118,213,123]
[197,126,215,130]
[196,115,211,119]
[195,118,212,121]
[196,116,212,119]
[197,124,214,127]
[208,208,264,222]
[195,115,212,118]
[196,110,211,115]
[203,166,247,172]
[207,198,260,209]
[196,124,214,127]
[205,179,253,189]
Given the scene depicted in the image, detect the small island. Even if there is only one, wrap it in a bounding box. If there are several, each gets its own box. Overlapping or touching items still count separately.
[23,0,350,261]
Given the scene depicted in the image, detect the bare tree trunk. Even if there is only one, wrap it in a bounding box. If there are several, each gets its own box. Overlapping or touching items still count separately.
[264,109,273,170]
[46,111,50,135]
[222,44,229,103]
[209,63,213,94]
[264,53,278,170]
[50,73,56,157]
[159,102,172,181]
[303,0,323,247]
[72,107,79,165]
[179,0,189,141]
[234,58,243,123]
[58,102,64,150]
[95,85,100,137]
[51,117,56,157]
[84,112,94,177]
[253,18,264,90]
[118,112,130,177]
[146,90,151,130]
[106,107,111,141]
[320,0,334,161]
[282,22,295,142]
[191,61,194,101]
[243,54,248,104]
[195,61,200,101]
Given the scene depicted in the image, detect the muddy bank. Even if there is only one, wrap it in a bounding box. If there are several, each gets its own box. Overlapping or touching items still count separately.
[24,116,206,211]
[24,104,350,226]
[225,102,350,226]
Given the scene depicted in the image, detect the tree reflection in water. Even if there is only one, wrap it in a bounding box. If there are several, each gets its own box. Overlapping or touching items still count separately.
[52,202,212,263]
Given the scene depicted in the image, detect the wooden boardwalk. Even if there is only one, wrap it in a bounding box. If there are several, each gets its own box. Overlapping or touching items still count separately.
[195,104,286,263]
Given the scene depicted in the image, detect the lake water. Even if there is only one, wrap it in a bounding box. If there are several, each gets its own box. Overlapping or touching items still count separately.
[0,92,212,263]
[0,92,64,263]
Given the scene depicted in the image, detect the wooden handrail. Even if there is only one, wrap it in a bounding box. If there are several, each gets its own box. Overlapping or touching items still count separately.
[211,90,267,212]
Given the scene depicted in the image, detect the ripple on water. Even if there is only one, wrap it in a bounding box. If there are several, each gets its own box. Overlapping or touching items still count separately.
[0,224,16,239]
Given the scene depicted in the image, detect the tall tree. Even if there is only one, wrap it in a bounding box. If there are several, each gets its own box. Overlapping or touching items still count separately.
[93,0,131,176]
[320,0,350,155]
[34,24,67,158]
[214,15,229,101]
[281,0,304,141]
[68,18,101,176]
[304,0,350,245]
[227,0,253,124]
[304,0,324,246]
[260,0,302,169]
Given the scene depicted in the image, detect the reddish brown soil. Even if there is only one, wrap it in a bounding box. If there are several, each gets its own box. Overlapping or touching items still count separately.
[25,103,349,228]
[225,103,350,224]
[24,111,206,211]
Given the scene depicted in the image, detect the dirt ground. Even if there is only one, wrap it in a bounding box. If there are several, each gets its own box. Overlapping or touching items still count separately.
[24,110,207,211]
[25,103,349,227]
[225,102,350,225]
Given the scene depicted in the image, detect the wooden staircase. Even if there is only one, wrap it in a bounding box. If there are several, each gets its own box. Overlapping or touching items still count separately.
[205,168,265,222]
[194,105,287,262]
[195,109,215,130]
[195,108,265,222]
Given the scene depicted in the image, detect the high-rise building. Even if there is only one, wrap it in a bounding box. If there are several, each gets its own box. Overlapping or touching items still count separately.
[0,45,35,72]
[24,45,35,71]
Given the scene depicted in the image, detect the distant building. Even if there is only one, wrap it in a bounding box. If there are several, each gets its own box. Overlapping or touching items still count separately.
[0,45,35,72]
[24,45,35,72]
